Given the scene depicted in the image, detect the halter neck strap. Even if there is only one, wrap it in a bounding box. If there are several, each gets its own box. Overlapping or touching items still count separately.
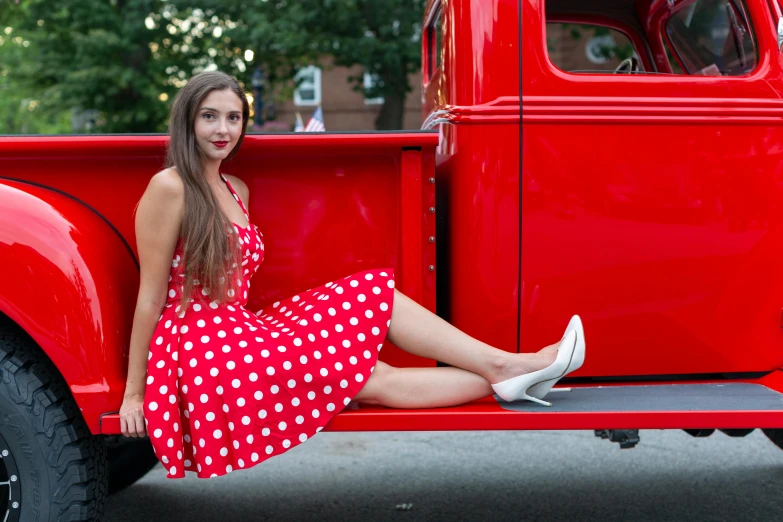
[220,174,249,220]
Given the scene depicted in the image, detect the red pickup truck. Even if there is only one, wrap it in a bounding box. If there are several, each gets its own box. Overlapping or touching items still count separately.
[2,0,783,520]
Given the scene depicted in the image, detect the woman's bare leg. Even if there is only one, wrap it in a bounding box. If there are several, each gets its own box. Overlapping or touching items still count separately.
[354,290,565,409]
[385,289,556,384]
[355,361,491,408]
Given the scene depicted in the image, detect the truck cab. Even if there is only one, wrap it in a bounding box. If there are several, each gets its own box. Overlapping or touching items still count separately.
[1,2,783,521]
[423,0,783,393]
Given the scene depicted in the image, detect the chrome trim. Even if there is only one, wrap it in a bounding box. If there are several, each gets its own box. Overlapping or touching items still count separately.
[0,436,21,522]
[778,17,783,50]
[421,110,451,130]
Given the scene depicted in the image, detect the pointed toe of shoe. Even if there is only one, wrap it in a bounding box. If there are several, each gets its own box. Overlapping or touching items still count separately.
[564,315,585,371]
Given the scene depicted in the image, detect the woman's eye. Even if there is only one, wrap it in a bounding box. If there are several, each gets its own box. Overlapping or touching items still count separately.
[230,115,240,121]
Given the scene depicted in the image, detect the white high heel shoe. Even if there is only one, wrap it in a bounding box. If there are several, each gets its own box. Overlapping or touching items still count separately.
[528,315,585,400]
[491,329,578,406]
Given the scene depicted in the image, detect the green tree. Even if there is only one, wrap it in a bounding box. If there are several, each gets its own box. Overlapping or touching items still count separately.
[0,0,196,133]
[1,0,425,133]
[311,0,425,130]
[554,24,635,63]
[168,0,323,118]
[175,0,425,130]
[0,27,75,134]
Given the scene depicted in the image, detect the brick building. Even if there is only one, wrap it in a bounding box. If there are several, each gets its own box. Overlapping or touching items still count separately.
[259,58,424,132]
[257,27,625,132]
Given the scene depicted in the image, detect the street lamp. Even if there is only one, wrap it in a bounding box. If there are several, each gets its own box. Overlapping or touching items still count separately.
[251,67,264,129]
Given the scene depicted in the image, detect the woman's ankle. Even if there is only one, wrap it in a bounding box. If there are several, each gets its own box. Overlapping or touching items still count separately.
[488,351,557,383]
[486,352,516,383]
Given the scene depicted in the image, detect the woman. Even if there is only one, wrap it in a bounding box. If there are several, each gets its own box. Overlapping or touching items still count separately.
[119,71,586,479]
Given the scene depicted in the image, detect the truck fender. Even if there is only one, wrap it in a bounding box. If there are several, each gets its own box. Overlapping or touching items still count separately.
[0,179,139,434]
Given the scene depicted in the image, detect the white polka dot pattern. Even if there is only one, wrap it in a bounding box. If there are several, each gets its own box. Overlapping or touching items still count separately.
[143,175,394,479]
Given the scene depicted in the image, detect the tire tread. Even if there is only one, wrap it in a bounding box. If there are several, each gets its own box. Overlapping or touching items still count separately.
[0,327,107,521]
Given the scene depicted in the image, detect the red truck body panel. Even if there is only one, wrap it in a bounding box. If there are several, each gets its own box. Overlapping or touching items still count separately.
[0,180,138,430]
[4,0,783,435]
[425,0,783,373]
[0,133,438,433]
[518,0,783,378]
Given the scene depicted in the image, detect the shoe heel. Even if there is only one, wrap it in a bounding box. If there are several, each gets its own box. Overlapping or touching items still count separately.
[520,393,552,407]
[493,381,553,406]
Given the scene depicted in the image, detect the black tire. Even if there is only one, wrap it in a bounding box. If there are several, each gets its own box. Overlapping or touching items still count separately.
[762,429,783,451]
[0,326,108,522]
[719,428,755,437]
[106,436,159,494]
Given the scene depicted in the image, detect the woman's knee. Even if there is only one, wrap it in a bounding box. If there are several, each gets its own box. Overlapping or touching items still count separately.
[354,360,395,406]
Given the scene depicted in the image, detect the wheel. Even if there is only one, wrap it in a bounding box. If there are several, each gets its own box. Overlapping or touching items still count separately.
[719,428,755,437]
[106,436,159,494]
[762,429,783,450]
[0,326,108,522]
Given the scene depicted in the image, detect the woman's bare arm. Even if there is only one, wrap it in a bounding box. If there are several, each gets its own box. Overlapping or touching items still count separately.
[121,169,183,436]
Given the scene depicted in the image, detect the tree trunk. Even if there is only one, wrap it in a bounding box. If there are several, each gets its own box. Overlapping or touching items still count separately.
[374,90,406,130]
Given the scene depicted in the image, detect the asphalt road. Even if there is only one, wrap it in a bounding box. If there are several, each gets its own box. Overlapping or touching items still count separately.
[103,429,783,522]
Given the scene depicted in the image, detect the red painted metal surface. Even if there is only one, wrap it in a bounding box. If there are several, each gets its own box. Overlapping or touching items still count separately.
[398,148,438,316]
[520,0,783,381]
[10,0,783,437]
[102,401,783,434]
[323,369,783,432]
[101,370,783,434]
[0,180,139,433]
[417,0,783,433]
[422,0,522,355]
[0,133,439,433]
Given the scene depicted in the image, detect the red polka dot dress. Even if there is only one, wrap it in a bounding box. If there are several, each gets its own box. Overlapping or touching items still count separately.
[143,175,395,479]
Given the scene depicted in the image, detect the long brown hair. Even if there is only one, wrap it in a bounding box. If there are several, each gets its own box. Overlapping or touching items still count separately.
[166,71,250,312]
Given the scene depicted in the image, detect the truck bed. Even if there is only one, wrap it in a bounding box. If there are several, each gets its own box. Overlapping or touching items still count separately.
[0,132,442,432]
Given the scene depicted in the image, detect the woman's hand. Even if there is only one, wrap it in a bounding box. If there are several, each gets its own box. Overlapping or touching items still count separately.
[120,394,147,438]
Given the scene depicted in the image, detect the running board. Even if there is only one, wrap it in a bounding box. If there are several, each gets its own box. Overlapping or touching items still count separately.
[325,383,783,432]
[98,382,783,434]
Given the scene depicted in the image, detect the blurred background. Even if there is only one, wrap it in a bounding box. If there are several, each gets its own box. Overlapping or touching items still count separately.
[0,0,426,133]
[0,1,631,134]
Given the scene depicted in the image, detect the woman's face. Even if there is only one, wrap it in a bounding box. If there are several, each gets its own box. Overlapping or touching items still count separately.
[193,88,244,162]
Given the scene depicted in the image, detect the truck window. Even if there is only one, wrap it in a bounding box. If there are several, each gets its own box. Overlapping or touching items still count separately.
[547,24,641,73]
[665,0,756,76]
[544,0,757,76]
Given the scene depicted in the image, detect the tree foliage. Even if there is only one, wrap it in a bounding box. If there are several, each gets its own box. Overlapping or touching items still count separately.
[174,0,425,130]
[0,0,425,133]
[300,0,425,130]
[1,0,197,133]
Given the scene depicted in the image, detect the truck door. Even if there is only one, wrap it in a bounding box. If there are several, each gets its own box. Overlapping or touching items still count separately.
[521,0,783,378]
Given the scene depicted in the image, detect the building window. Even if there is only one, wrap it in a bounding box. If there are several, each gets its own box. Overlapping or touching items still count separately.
[363,72,384,105]
[294,65,321,106]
